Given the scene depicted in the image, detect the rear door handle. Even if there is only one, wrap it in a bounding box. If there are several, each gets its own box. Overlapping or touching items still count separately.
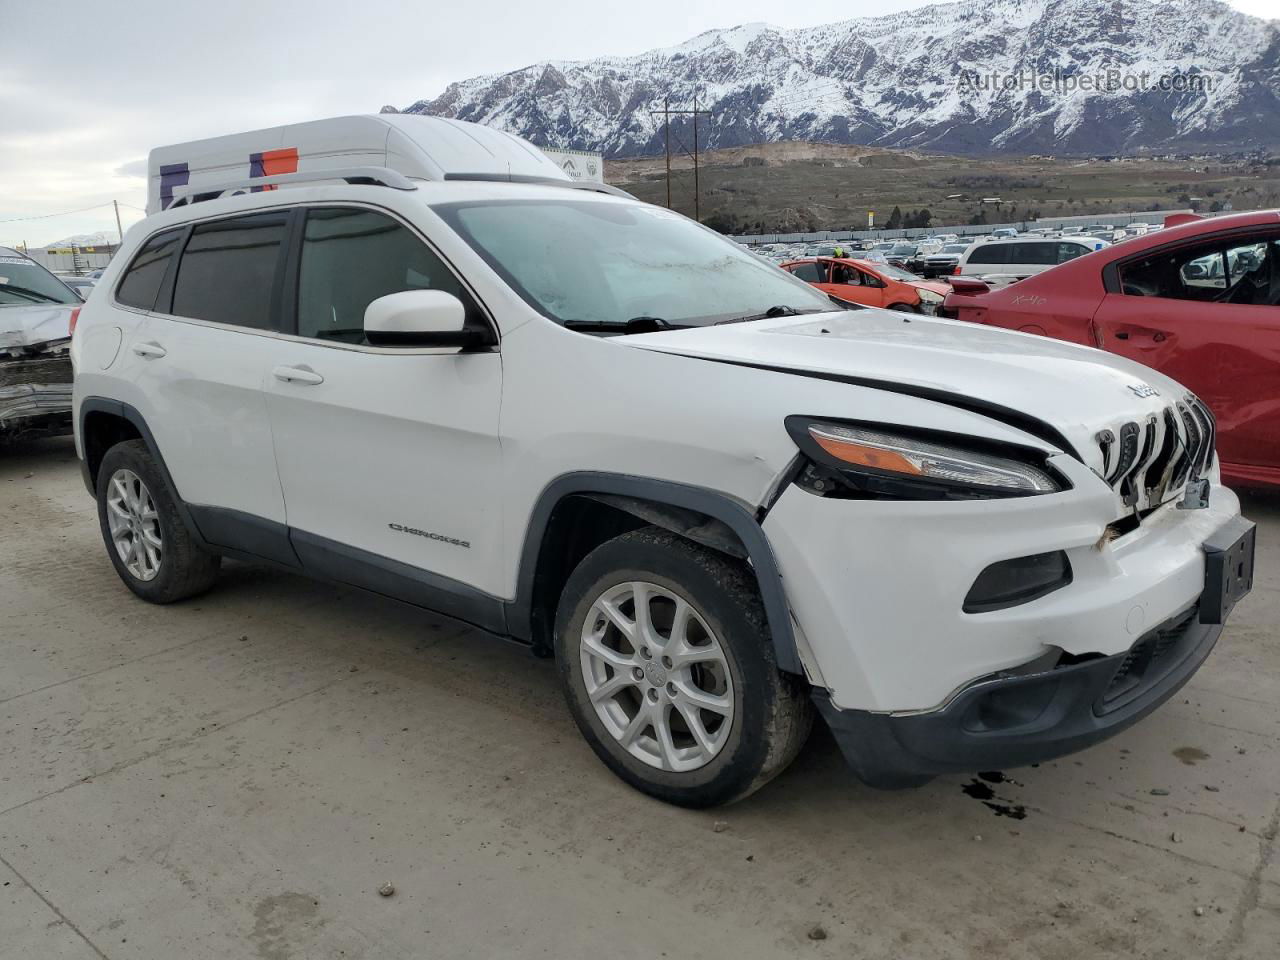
[272,364,324,386]
[132,341,167,359]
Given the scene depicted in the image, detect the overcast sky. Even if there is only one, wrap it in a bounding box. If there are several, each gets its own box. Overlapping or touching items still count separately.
[1,0,1274,247]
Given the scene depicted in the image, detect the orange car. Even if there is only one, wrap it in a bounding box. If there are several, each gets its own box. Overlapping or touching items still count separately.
[781,257,950,314]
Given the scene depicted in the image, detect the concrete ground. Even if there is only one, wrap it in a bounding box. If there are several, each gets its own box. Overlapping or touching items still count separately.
[2,435,1278,960]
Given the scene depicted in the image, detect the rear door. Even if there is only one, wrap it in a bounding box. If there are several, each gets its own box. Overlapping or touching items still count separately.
[1092,229,1280,474]
[263,204,506,603]
[128,210,294,562]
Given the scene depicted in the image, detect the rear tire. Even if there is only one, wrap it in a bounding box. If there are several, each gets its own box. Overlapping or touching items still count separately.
[554,526,812,807]
[96,439,220,603]
[888,302,919,313]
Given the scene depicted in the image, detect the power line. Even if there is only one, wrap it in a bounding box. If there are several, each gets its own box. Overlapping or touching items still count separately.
[0,202,119,225]
[648,98,712,221]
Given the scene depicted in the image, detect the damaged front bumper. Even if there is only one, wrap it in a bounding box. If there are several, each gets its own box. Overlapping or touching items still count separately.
[1,344,74,437]
[816,607,1221,788]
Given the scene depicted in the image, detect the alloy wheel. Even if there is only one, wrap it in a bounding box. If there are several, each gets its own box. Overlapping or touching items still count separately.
[106,468,162,581]
[580,580,735,772]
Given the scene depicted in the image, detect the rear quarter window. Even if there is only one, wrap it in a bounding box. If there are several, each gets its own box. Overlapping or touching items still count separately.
[115,228,184,311]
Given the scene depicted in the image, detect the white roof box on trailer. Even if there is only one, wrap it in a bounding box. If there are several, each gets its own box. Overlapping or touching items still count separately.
[146,115,573,214]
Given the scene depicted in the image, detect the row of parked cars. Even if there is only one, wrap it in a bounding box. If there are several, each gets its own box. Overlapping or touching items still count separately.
[753,228,1118,286]
[776,211,1277,489]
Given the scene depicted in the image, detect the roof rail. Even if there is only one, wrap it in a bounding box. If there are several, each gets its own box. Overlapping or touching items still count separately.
[168,166,418,208]
[442,171,630,198]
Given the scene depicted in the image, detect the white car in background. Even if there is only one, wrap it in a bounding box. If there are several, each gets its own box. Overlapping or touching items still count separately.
[71,114,1253,807]
[954,235,1110,285]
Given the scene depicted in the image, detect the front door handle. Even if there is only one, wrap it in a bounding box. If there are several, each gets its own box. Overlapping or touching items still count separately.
[272,364,324,386]
[132,341,167,359]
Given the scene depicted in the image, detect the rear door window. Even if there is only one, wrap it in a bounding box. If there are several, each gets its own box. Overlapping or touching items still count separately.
[116,228,183,311]
[788,262,825,283]
[965,244,1000,265]
[171,211,289,329]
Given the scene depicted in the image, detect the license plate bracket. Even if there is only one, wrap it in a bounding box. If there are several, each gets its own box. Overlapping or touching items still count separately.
[1200,517,1256,625]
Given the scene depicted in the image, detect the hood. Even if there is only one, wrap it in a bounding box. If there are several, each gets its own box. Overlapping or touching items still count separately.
[621,309,1191,472]
[911,281,951,296]
[0,304,75,355]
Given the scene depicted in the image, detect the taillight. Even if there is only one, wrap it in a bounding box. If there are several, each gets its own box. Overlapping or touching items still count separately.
[952,266,961,275]
[69,307,81,337]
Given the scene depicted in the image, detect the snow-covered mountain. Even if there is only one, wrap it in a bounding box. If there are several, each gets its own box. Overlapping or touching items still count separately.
[403,0,1280,156]
[44,232,116,249]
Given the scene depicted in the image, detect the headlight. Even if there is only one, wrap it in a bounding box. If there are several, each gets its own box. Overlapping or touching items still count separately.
[914,288,944,315]
[786,419,1062,499]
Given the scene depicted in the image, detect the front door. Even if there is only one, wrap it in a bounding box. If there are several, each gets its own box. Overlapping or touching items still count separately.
[264,205,506,603]
[1093,229,1280,477]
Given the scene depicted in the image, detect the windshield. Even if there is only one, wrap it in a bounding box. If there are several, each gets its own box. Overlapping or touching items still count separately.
[433,199,832,329]
[0,255,78,307]
[942,244,969,254]
[872,263,921,282]
[888,245,917,255]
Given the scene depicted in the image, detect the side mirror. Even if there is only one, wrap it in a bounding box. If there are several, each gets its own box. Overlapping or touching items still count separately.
[363,290,490,349]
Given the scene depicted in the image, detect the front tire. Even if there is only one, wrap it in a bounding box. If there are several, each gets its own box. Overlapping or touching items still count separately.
[555,527,812,807]
[96,439,220,603]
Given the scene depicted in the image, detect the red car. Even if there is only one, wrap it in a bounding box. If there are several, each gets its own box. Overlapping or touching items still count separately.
[944,211,1280,489]
[781,257,950,314]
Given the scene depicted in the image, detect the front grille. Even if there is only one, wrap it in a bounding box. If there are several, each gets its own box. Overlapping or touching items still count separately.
[1093,394,1216,509]
[1096,605,1199,714]
[0,355,73,389]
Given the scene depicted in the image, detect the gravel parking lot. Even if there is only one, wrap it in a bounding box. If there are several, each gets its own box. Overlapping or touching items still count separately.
[2,435,1278,959]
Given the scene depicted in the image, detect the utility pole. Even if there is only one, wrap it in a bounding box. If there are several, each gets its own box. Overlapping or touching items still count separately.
[663,98,671,209]
[648,98,712,220]
[113,200,124,244]
[692,95,700,222]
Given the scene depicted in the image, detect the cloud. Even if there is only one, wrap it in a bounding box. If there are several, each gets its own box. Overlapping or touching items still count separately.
[115,159,148,179]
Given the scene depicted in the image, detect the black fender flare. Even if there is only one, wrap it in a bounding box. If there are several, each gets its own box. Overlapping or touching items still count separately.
[509,472,803,675]
[78,397,214,551]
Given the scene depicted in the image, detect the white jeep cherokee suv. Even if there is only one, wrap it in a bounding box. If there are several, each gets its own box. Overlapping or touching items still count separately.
[71,116,1255,807]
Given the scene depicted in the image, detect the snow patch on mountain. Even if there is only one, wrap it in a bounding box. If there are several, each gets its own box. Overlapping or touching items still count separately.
[403,0,1280,156]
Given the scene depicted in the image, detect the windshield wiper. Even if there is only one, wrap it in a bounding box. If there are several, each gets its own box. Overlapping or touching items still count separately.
[0,284,67,305]
[563,316,690,334]
[715,305,819,325]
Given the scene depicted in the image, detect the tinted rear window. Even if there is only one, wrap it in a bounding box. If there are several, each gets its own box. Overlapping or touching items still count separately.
[116,229,183,310]
[171,211,288,328]
[965,244,1002,265]
[967,242,1058,265]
